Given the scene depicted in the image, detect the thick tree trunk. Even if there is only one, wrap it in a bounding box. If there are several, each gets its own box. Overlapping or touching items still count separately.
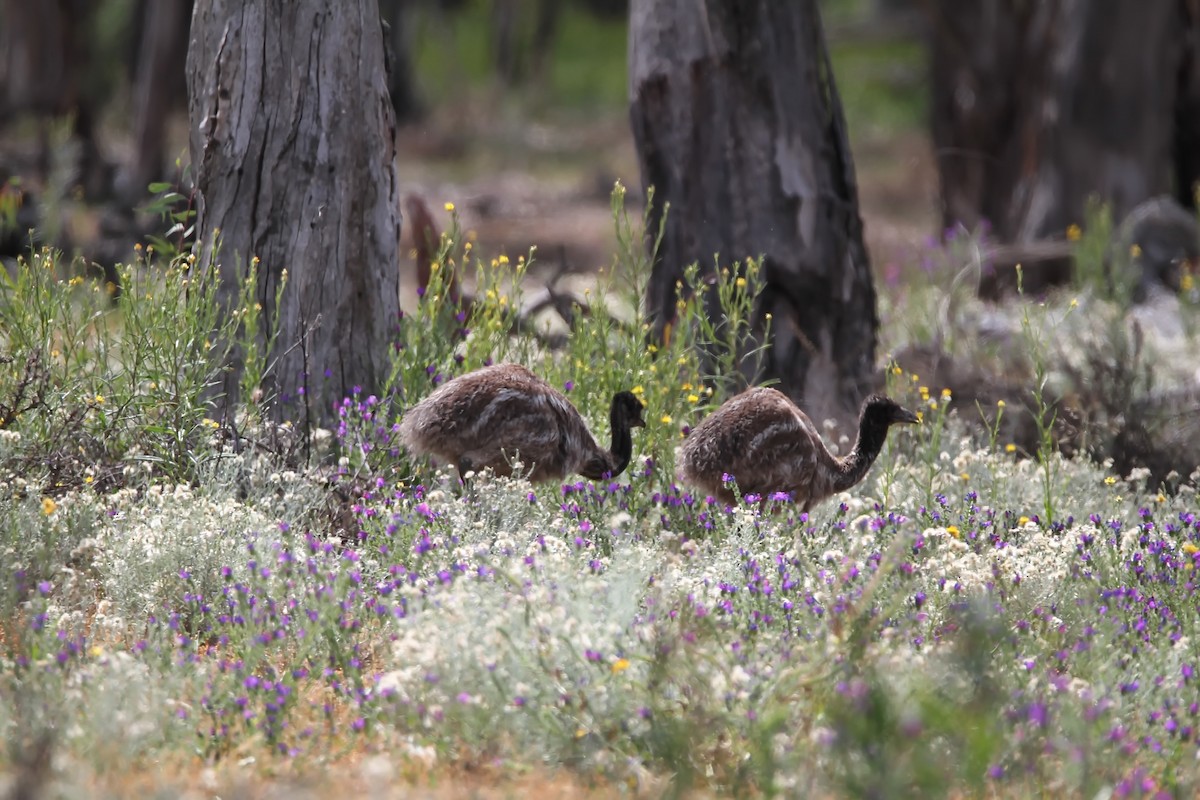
[929,1,1195,296]
[187,1,402,428]
[629,0,878,424]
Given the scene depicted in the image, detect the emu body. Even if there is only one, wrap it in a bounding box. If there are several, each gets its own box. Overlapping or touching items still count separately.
[399,363,645,483]
[677,389,919,511]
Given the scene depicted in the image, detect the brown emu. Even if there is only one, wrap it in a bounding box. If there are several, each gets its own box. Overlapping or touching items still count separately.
[677,389,919,511]
[399,363,646,483]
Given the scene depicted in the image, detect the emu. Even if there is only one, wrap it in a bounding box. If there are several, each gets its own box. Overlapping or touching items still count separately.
[399,363,646,483]
[677,389,919,511]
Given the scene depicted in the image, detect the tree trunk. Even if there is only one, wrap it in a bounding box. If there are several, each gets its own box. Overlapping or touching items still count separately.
[929,1,1196,296]
[629,0,878,424]
[187,1,402,429]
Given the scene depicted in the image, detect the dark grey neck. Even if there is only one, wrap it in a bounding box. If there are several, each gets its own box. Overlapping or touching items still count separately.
[581,399,634,480]
[833,412,891,492]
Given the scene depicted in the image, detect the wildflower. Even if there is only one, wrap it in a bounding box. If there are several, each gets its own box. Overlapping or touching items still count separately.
[947,525,961,539]
[42,497,57,516]
[1066,223,1082,241]
[443,201,455,212]
[1183,543,1199,555]
[997,400,1006,408]
[735,277,747,289]
[660,414,673,425]
[632,385,644,396]
[1005,443,1017,453]
[611,658,631,674]
[1183,273,1196,292]
[1018,516,1030,526]
[1130,243,1142,258]
[1104,476,1117,486]
[94,394,104,405]
[687,394,699,403]
[892,365,903,375]
[940,388,952,398]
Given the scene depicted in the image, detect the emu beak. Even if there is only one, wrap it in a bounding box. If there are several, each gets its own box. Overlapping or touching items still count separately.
[898,407,921,425]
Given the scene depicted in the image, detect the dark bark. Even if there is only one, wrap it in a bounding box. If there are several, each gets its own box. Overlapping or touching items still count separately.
[629,0,878,424]
[929,1,1195,296]
[187,0,403,428]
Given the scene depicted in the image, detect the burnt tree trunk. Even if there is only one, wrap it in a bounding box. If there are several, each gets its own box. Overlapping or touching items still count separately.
[629,0,878,424]
[929,1,1199,296]
[187,1,402,428]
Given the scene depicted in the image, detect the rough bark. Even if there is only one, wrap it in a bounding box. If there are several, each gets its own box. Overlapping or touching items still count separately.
[629,0,878,424]
[929,1,1195,296]
[187,1,402,428]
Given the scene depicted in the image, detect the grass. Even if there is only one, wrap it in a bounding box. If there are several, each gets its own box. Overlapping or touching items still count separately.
[3,191,1200,797]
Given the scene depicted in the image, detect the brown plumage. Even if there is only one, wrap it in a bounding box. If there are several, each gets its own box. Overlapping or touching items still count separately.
[399,363,647,483]
[677,389,920,510]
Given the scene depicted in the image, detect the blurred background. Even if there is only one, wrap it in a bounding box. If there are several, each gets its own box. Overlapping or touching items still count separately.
[0,0,934,291]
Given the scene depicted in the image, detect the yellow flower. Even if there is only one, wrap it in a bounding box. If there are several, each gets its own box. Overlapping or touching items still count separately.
[1104,476,1117,486]
[1130,243,1142,259]
[959,472,969,481]
[947,525,960,539]
[1070,298,1079,309]
[660,414,672,425]
[929,400,938,410]
[443,201,455,212]
[611,658,631,674]
[940,388,952,398]
[498,254,509,265]
[94,394,104,405]
[575,728,587,739]
[1183,543,1199,555]
[1183,273,1195,293]
[1018,515,1030,526]
[919,385,929,398]
[997,400,1006,408]
[735,277,747,289]
[1005,443,1017,454]
[1157,493,1167,503]
[916,411,924,423]
[632,386,644,396]
[84,475,93,484]
[42,497,57,516]
[891,365,903,376]
[687,394,699,403]
[1066,224,1082,242]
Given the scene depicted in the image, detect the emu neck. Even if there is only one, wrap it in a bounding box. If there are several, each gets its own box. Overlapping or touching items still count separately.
[832,414,890,492]
[582,401,633,480]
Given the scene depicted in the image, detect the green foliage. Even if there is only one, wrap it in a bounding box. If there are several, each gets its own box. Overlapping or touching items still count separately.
[0,246,277,490]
